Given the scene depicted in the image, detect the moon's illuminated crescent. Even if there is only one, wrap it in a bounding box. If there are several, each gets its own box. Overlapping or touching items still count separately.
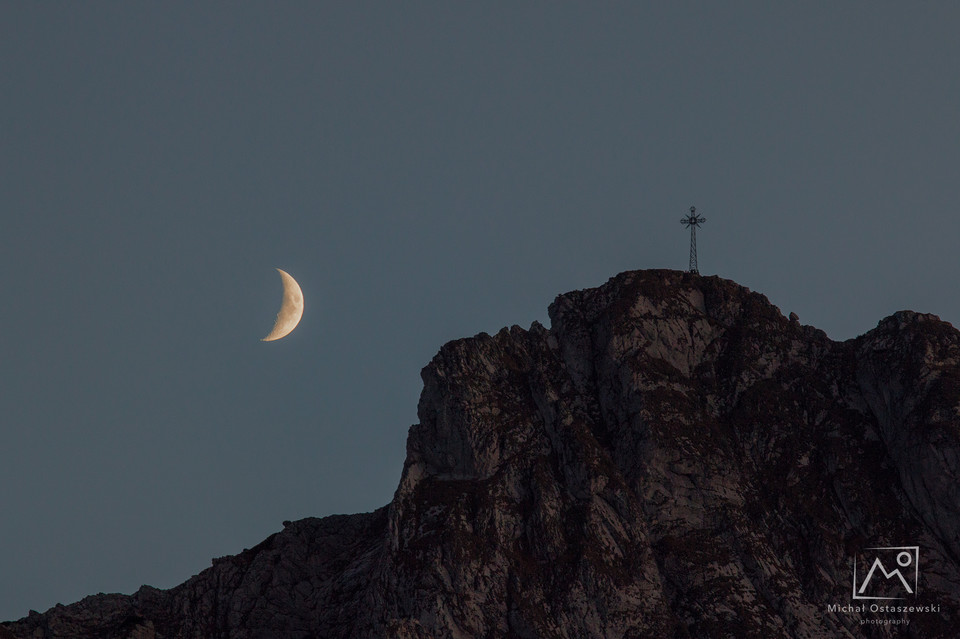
[262,268,304,341]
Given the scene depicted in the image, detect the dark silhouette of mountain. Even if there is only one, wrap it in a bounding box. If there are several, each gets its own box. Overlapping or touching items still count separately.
[6,270,960,638]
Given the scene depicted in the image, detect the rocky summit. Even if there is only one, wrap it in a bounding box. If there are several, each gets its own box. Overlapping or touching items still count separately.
[6,269,960,638]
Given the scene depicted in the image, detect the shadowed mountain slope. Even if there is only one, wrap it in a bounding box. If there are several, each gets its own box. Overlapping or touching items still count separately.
[6,270,960,638]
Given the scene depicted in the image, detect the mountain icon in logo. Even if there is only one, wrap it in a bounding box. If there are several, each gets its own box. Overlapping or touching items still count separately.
[853,546,919,600]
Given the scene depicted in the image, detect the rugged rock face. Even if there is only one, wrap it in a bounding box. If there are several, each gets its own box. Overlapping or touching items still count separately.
[6,270,960,638]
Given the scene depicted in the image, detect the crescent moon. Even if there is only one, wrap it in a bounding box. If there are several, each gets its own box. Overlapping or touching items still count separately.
[262,268,304,341]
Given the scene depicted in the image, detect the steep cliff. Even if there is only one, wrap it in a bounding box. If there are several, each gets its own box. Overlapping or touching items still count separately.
[6,270,960,638]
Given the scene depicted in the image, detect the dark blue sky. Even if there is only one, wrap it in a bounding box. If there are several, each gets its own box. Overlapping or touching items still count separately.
[3,2,960,621]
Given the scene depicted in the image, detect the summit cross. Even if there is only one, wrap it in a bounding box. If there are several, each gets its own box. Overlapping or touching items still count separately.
[680,206,706,274]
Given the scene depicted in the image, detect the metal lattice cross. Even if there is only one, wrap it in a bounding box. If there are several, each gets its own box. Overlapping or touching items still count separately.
[680,206,706,274]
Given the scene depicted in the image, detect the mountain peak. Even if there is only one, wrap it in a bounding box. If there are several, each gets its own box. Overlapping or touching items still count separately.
[6,270,960,638]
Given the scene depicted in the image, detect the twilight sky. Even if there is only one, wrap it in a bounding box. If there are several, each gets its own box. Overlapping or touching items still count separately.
[2,2,960,621]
